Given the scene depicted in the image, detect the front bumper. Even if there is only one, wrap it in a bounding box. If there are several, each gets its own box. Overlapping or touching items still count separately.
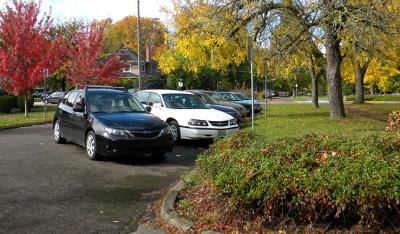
[180,126,239,139]
[96,133,174,156]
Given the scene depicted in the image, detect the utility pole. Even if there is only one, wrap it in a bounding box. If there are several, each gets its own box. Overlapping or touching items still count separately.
[43,68,48,120]
[248,36,254,131]
[263,62,268,117]
[137,0,141,90]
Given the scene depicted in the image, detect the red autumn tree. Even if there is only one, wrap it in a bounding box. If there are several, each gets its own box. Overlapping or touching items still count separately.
[65,21,126,86]
[0,0,63,116]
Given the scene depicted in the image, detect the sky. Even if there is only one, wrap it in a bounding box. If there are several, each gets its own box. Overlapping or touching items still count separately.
[0,0,173,24]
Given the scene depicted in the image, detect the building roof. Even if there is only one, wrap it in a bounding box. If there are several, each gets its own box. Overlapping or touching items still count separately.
[118,48,157,64]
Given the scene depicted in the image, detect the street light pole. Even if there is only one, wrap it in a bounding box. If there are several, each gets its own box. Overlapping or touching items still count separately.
[137,0,141,90]
[263,62,268,117]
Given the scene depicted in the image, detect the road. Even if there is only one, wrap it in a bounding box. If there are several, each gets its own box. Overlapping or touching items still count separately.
[0,124,205,234]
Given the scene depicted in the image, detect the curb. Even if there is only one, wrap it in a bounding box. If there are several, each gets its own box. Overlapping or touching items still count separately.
[0,121,52,132]
[160,180,193,231]
[160,173,222,234]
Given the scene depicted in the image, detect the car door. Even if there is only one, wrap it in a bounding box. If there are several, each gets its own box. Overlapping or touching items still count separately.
[69,92,86,145]
[147,93,164,118]
[61,91,79,140]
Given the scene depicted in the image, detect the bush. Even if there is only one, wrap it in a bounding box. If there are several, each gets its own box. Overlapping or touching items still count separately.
[16,95,34,112]
[0,95,15,113]
[346,94,400,102]
[197,132,400,226]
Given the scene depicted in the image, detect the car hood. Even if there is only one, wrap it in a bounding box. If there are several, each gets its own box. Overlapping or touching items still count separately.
[219,101,246,111]
[166,108,234,122]
[93,112,167,130]
[207,104,237,113]
[233,100,260,105]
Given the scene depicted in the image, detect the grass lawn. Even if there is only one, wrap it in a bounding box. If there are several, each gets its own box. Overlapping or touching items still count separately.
[0,106,55,129]
[249,103,399,141]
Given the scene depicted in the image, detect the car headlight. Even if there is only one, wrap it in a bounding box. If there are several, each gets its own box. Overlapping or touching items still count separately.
[230,118,237,126]
[188,119,208,126]
[104,127,129,137]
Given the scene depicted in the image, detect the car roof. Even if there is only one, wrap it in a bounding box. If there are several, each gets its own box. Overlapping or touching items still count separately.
[140,89,194,95]
[72,89,125,94]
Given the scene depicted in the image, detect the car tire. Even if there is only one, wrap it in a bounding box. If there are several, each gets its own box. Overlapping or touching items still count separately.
[54,120,66,144]
[168,120,181,143]
[86,131,99,160]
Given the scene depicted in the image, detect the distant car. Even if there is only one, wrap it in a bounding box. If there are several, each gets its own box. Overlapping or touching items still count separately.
[200,91,248,117]
[43,91,66,104]
[53,87,174,160]
[187,90,244,124]
[33,90,43,98]
[134,90,239,142]
[266,89,275,98]
[217,91,262,116]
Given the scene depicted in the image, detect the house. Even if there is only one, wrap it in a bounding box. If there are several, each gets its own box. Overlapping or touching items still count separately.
[117,47,161,80]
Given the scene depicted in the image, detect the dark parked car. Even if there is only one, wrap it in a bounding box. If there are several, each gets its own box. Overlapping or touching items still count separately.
[53,86,174,160]
[43,91,66,104]
[188,90,244,124]
[199,91,248,117]
[217,91,262,116]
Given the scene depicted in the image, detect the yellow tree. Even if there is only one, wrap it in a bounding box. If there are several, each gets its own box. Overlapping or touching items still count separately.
[102,16,167,60]
[158,1,247,75]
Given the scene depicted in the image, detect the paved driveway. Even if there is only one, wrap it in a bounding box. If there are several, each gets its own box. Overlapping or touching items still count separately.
[0,125,205,234]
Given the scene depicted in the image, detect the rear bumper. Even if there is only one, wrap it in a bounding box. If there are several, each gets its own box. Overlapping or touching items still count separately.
[96,134,174,156]
[180,126,239,139]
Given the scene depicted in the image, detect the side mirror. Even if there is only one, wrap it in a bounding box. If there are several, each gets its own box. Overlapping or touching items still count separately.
[73,104,84,112]
[145,106,152,113]
[153,103,162,109]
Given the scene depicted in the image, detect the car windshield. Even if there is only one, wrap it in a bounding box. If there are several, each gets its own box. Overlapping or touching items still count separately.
[219,92,241,101]
[162,94,209,109]
[234,93,251,100]
[87,92,145,113]
[199,93,218,104]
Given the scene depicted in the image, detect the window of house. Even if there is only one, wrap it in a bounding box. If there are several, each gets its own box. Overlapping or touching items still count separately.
[142,64,145,72]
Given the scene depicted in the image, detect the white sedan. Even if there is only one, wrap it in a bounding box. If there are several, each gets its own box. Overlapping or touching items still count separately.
[134,90,239,142]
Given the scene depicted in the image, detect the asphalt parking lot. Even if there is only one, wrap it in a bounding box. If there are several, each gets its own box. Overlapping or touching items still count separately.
[0,124,206,234]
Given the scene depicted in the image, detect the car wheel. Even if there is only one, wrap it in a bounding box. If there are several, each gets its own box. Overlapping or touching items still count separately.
[169,120,180,143]
[86,131,99,160]
[54,120,66,144]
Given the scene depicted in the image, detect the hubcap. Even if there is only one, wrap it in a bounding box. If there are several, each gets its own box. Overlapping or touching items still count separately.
[54,122,60,141]
[86,134,95,157]
[170,125,178,141]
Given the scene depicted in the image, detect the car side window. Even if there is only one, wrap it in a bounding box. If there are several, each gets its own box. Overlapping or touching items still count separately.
[66,92,79,107]
[135,91,150,105]
[74,93,85,107]
[148,93,162,106]
[62,93,70,104]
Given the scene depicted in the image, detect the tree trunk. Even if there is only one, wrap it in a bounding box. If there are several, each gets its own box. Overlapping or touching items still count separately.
[24,96,27,117]
[309,58,319,108]
[370,86,374,95]
[324,23,346,118]
[353,60,369,104]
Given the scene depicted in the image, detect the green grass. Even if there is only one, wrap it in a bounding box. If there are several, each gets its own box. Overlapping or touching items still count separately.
[0,106,55,129]
[249,103,399,141]
[346,94,400,102]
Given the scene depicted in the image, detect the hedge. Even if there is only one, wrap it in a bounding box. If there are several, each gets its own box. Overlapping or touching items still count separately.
[197,132,400,226]
[0,95,15,113]
[346,95,400,102]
